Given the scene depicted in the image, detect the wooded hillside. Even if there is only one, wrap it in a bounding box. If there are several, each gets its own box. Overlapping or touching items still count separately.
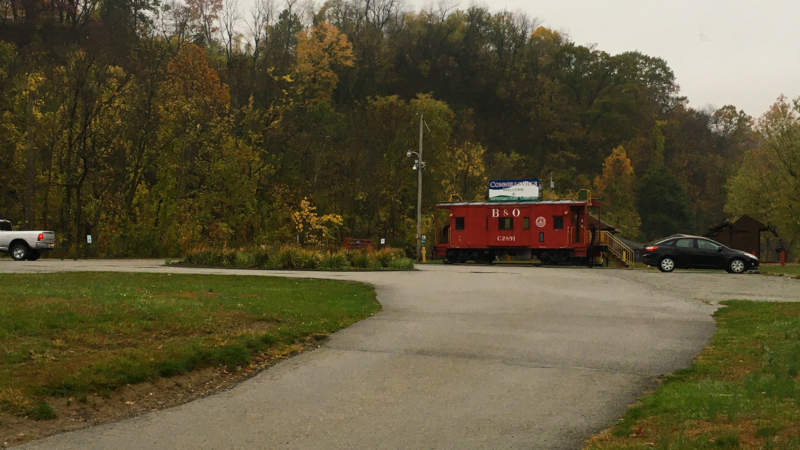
[2,0,795,258]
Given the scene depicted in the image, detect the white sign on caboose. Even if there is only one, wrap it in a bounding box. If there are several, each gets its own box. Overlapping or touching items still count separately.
[488,179,540,201]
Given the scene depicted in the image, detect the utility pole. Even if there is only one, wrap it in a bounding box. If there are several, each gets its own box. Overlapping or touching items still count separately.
[416,113,423,262]
[407,113,426,262]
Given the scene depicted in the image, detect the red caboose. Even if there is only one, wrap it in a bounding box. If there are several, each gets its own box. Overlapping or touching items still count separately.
[434,200,602,264]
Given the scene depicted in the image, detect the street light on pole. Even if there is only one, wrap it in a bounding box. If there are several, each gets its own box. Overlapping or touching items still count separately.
[407,113,426,262]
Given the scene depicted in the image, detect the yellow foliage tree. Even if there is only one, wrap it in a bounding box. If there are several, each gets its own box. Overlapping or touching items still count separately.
[294,22,355,104]
[439,140,487,201]
[291,197,343,247]
[593,145,641,238]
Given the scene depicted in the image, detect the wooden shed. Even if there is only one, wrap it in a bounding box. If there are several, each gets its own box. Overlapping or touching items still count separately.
[706,215,771,260]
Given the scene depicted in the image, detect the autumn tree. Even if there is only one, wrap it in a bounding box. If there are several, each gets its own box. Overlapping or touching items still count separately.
[31,49,133,257]
[186,0,222,45]
[593,146,641,238]
[291,197,343,247]
[294,21,355,104]
[0,42,27,225]
[154,44,265,251]
[440,141,487,202]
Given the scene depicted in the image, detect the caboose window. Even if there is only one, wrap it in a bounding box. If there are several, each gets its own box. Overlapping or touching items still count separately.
[523,217,530,230]
[539,232,545,242]
[553,216,564,230]
[498,217,513,230]
[455,217,465,230]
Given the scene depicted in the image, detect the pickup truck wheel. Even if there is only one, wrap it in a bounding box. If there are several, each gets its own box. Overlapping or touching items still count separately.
[10,242,29,261]
[27,250,41,261]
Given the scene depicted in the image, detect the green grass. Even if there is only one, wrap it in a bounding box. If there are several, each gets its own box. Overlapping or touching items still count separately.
[760,264,800,277]
[0,272,380,418]
[586,301,800,449]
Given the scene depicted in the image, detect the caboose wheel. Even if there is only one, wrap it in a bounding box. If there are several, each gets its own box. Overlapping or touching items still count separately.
[478,252,493,264]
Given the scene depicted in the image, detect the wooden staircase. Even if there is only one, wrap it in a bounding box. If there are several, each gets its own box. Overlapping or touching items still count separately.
[597,230,635,267]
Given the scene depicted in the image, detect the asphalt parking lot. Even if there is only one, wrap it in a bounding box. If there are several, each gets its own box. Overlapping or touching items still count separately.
[3,260,798,449]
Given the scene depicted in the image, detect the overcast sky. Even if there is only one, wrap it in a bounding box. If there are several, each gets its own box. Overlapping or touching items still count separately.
[410,0,800,118]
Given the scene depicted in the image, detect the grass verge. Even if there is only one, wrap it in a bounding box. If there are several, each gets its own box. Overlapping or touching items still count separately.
[586,300,800,449]
[760,264,800,278]
[0,272,380,420]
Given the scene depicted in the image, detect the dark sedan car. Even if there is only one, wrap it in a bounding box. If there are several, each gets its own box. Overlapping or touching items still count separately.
[642,235,759,273]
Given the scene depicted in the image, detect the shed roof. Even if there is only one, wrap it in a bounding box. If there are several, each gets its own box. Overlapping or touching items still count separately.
[707,215,770,234]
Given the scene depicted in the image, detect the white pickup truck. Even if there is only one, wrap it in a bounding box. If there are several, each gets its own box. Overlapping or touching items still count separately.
[0,219,56,261]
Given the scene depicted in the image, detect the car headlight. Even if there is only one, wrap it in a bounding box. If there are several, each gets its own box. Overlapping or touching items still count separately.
[743,252,758,260]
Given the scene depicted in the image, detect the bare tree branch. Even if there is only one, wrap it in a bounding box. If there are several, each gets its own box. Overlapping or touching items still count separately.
[219,0,240,62]
[247,0,273,62]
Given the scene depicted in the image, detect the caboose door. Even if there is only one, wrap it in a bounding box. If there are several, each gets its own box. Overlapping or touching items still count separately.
[570,207,584,244]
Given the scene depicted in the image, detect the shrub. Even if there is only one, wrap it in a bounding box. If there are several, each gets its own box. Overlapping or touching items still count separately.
[221,249,237,266]
[374,249,393,267]
[184,248,223,266]
[233,250,256,268]
[366,253,382,269]
[297,248,322,269]
[388,257,415,270]
[253,248,272,268]
[0,388,31,416]
[373,248,405,267]
[30,401,57,420]
[348,251,369,268]
[183,246,413,271]
[320,251,349,270]
[216,344,250,370]
[273,246,321,269]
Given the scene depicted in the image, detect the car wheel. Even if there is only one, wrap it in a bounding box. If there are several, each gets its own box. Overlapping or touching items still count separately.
[658,256,675,272]
[10,242,29,261]
[729,258,746,274]
[27,250,41,261]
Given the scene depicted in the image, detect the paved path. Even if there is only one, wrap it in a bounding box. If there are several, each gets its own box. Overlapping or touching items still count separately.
[3,260,798,449]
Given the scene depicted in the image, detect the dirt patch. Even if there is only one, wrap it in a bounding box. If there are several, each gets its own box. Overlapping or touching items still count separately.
[0,338,321,448]
[683,419,764,448]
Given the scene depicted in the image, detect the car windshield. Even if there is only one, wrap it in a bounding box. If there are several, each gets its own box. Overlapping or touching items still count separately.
[0,221,11,231]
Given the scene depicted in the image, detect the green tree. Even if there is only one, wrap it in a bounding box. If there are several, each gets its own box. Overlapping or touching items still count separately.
[726,96,800,258]
[636,164,690,240]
